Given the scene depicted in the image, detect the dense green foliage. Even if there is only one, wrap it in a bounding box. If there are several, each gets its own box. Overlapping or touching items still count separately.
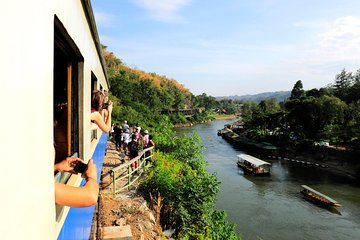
[102,47,240,239]
[240,68,360,148]
[139,131,239,239]
[193,93,242,115]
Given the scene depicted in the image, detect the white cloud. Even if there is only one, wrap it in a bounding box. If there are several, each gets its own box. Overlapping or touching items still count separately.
[94,11,116,27]
[131,0,190,22]
[288,16,360,79]
[317,16,360,60]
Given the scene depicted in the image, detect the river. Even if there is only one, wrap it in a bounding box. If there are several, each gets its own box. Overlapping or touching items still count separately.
[175,119,360,240]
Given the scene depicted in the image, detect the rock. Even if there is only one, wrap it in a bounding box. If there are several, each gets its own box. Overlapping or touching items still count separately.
[148,212,156,224]
[113,218,126,226]
[111,209,121,216]
[150,231,158,238]
[163,229,175,237]
[102,225,132,240]
[142,220,153,230]
[138,223,143,233]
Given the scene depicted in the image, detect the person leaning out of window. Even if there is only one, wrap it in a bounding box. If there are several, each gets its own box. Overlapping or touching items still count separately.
[91,90,113,133]
[54,157,99,207]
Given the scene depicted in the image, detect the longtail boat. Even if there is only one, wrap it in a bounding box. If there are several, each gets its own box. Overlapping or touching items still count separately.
[301,185,342,207]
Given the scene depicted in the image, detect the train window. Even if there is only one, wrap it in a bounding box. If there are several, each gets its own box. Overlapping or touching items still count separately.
[91,72,97,93]
[91,72,98,141]
[54,16,83,184]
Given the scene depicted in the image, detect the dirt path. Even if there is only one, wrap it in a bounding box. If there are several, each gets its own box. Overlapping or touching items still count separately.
[97,141,163,239]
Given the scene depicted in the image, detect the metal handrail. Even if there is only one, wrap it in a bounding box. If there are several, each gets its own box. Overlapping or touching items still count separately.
[110,146,154,194]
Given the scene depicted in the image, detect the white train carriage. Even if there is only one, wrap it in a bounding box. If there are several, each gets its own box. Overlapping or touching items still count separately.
[1,1,108,239]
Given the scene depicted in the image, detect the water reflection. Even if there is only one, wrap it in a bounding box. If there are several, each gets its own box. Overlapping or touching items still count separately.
[300,196,343,215]
[175,120,360,240]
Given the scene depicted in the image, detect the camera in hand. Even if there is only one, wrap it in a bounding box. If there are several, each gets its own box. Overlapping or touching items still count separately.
[102,102,110,109]
[73,162,88,174]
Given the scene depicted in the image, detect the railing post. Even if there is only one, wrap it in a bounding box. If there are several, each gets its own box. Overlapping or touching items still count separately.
[127,164,131,190]
[111,171,116,194]
[109,146,154,194]
[139,153,143,170]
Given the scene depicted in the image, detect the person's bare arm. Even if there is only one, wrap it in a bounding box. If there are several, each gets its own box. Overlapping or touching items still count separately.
[55,160,99,208]
[91,102,112,133]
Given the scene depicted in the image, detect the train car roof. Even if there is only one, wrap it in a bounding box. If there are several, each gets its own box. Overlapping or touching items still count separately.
[82,0,109,87]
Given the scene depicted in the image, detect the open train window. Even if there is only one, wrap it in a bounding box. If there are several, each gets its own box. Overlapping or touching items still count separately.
[91,72,98,141]
[53,16,83,183]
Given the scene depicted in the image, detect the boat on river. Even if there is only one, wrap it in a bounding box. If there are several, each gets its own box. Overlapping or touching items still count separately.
[218,123,278,156]
[237,154,271,175]
[300,185,342,207]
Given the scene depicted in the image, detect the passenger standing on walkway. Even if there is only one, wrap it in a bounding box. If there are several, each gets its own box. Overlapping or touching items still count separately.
[134,126,143,142]
[121,120,130,147]
[122,129,131,154]
[145,134,155,165]
[110,124,114,139]
[130,124,138,134]
[122,120,129,133]
[147,135,155,149]
[128,134,139,172]
[113,123,121,150]
[143,130,149,147]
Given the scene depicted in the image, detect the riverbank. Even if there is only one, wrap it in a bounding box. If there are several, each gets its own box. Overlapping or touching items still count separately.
[211,114,238,120]
[173,114,238,128]
[276,148,359,181]
[218,126,359,181]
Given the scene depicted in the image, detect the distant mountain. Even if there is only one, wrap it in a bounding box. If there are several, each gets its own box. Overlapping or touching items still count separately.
[217,91,291,103]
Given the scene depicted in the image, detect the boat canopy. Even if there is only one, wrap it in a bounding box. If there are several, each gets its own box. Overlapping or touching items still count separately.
[301,185,340,204]
[237,154,271,167]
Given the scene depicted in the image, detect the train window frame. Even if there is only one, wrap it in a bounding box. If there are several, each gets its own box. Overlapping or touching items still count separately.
[54,16,83,174]
[54,16,84,226]
[91,72,98,141]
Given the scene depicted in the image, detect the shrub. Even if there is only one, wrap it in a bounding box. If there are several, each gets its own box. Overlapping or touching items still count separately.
[140,131,240,239]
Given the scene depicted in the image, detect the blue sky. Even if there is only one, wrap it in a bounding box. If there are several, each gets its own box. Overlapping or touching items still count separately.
[92,0,360,96]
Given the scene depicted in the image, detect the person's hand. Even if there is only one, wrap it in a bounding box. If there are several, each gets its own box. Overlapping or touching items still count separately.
[103,101,112,119]
[103,108,109,119]
[107,100,113,113]
[83,159,97,181]
[54,157,84,173]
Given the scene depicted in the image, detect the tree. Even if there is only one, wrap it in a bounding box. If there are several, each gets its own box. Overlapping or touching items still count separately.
[139,132,240,239]
[344,100,360,144]
[286,95,346,141]
[258,98,281,114]
[290,80,305,100]
[194,93,218,110]
[348,69,360,103]
[315,95,347,140]
[333,69,353,102]
[240,102,258,123]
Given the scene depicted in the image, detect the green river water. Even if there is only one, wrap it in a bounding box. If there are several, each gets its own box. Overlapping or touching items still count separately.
[176,119,360,240]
